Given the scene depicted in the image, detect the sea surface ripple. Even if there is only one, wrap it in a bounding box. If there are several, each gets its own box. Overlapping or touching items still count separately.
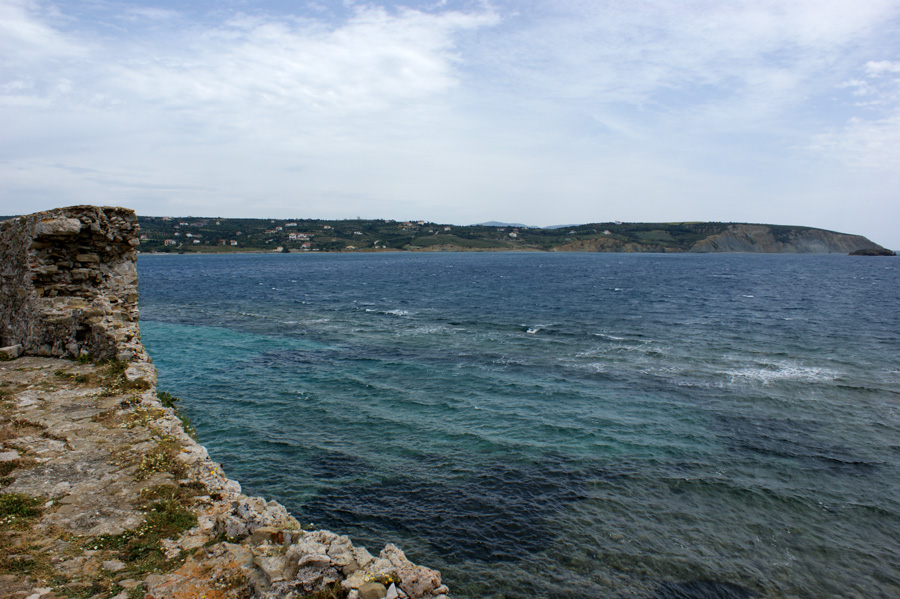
[137,252,900,599]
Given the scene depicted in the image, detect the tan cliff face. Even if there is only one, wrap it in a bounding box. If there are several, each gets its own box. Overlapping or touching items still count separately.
[688,224,883,253]
[1,206,449,599]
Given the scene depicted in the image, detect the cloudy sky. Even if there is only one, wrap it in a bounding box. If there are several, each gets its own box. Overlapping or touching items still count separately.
[2,0,899,247]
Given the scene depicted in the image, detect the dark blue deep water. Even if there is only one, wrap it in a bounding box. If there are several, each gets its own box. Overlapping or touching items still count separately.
[137,252,900,599]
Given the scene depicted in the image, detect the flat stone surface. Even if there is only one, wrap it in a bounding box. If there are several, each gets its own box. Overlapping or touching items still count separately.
[1,356,447,599]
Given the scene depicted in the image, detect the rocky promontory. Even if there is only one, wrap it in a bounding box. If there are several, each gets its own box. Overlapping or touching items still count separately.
[849,248,897,256]
[0,207,448,599]
[686,224,883,253]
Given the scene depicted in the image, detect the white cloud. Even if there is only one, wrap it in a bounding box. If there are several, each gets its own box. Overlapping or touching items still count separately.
[0,0,899,247]
[866,60,900,75]
[811,59,900,172]
[0,0,86,62]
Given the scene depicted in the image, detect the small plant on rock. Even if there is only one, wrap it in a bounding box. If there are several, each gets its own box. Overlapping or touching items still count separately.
[157,390,196,439]
[0,492,42,528]
[88,492,198,576]
[135,442,185,480]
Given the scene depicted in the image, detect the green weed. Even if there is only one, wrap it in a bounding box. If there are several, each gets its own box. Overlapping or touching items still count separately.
[0,492,42,528]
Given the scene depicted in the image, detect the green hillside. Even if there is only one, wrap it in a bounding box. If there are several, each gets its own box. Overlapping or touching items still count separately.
[134,217,735,253]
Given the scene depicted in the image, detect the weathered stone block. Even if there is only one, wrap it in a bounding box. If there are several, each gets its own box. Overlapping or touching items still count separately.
[0,345,22,360]
[35,218,82,237]
[0,206,147,362]
[359,582,387,599]
[250,526,281,545]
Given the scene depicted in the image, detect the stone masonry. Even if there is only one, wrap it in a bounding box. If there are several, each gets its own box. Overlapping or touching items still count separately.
[0,206,146,364]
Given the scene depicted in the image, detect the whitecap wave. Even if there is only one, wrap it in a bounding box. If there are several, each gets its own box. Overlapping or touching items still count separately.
[594,333,625,341]
[363,308,410,316]
[524,324,553,334]
[725,362,838,384]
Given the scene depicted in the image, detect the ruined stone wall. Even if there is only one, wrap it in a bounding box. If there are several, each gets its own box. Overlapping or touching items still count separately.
[0,206,146,362]
[0,206,449,599]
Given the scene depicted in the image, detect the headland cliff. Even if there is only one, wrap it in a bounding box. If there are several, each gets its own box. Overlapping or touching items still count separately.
[0,206,448,599]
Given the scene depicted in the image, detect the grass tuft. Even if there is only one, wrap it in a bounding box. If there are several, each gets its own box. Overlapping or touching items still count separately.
[87,493,198,576]
[157,391,197,439]
[0,492,43,528]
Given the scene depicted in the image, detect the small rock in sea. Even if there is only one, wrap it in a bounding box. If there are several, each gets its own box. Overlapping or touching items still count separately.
[849,248,896,256]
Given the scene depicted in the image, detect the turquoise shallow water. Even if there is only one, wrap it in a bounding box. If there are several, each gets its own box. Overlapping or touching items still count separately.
[137,252,900,599]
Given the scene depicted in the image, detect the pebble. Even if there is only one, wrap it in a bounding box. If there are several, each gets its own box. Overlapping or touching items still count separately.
[103,559,126,572]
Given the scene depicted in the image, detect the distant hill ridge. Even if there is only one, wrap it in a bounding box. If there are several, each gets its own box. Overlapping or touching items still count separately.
[131,216,887,254]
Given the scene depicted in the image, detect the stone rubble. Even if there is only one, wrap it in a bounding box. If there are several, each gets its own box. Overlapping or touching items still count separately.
[1,207,449,599]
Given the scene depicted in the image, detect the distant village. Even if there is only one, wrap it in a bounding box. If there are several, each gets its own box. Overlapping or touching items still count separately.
[135,216,623,253]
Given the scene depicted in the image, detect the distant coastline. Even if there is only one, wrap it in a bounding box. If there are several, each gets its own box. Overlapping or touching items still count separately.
[1,213,889,254]
[131,216,888,255]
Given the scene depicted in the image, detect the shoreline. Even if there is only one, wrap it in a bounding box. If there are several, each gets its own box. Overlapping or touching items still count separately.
[0,206,450,599]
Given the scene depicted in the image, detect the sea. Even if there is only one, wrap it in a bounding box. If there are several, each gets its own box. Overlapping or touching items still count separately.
[136,252,900,599]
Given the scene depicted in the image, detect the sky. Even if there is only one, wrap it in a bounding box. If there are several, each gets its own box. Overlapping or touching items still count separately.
[1,0,899,247]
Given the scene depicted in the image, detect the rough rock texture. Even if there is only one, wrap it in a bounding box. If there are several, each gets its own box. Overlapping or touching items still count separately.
[688,224,882,253]
[0,207,448,599]
[0,206,146,363]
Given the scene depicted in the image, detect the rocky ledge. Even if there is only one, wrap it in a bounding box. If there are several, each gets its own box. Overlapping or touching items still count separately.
[0,207,448,599]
